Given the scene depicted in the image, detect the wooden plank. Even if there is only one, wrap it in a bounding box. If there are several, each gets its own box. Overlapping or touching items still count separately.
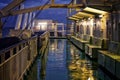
[0,0,24,17]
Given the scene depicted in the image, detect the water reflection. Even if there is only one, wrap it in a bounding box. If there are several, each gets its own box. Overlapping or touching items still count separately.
[45,39,68,80]
[49,39,65,53]
[39,44,49,80]
[24,45,49,80]
[24,39,116,80]
[66,41,98,80]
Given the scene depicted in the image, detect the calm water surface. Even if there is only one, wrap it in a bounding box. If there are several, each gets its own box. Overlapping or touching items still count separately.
[24,39,114,80]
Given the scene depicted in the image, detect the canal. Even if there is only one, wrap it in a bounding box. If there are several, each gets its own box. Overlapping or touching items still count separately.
[24,39,113,80]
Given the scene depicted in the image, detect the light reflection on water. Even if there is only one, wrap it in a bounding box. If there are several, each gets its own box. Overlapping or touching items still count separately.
[45,39,68,80]
[66,40,98,80]
[24,39,113,80]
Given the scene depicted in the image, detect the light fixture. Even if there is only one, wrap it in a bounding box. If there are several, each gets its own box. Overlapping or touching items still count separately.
[83,7,108,15]
[38,22,47,30]
[72,15,83,19]
[68,17,79,21]
[76,12,94,17]
[88,17,91,20]
[99,15,103,18]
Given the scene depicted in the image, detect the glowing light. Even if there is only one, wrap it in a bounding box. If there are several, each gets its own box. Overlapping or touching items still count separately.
[38,22,47,25]
[84,7,107,15]
[37,22,47,31]
[76,12,94,17]
[68,17,79,21]
[88,18,91,20]
[72,15,83,19]
[99,15,103,18]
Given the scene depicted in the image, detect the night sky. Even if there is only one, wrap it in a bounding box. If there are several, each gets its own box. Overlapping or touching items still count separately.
[0,0,71,25]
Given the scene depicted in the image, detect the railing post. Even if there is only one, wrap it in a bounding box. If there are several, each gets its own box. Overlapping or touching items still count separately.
[15,4,24,30]
[1,53,5,63]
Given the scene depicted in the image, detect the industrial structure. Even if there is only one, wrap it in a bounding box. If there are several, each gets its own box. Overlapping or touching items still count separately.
[0,0,120,80]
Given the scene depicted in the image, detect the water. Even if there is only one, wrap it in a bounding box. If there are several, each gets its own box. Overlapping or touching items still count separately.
[24,39,114,80]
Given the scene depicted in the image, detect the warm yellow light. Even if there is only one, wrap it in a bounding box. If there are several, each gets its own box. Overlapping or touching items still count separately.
[37,22,47,30]
[72,15,83,19]
[76,12,94,17]
[68,17,79,21]
[99,15,103,18]
[84,7,107,14]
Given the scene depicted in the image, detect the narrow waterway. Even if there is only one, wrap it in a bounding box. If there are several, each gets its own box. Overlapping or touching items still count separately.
[24,39,114,80]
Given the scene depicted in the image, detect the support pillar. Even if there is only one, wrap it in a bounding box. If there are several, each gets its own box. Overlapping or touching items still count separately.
[31,12,35,33]
[27,12,32,30]
[15,4,24,29]
[62,24,64,37]
[22,13,28,30]
[54,23,57,37]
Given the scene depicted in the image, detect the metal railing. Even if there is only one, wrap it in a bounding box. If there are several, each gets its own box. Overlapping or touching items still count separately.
[0,36,38,80]
[0,31,50,80]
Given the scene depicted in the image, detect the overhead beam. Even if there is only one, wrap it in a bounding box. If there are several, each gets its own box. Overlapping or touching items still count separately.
[0,0,117,18]
[0,0,24,16]
[72,15,83,19]
[0,4,84,17]
[10,4,51,15]
[68,17,79,21]
[50,4,84,8]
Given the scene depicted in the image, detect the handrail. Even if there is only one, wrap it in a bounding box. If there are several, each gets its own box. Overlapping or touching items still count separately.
[0,32,50,80]
[0,36,38,80]
[38,31,49,55]
[0,36,37,63]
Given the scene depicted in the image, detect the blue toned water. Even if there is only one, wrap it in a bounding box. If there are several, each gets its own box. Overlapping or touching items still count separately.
[24,39,116,80]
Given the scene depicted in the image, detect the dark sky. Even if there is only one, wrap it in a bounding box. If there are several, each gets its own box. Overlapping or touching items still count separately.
[0,0,71,25]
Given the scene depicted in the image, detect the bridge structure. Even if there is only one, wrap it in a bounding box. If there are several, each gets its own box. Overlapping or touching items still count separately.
[0,0,119,37]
